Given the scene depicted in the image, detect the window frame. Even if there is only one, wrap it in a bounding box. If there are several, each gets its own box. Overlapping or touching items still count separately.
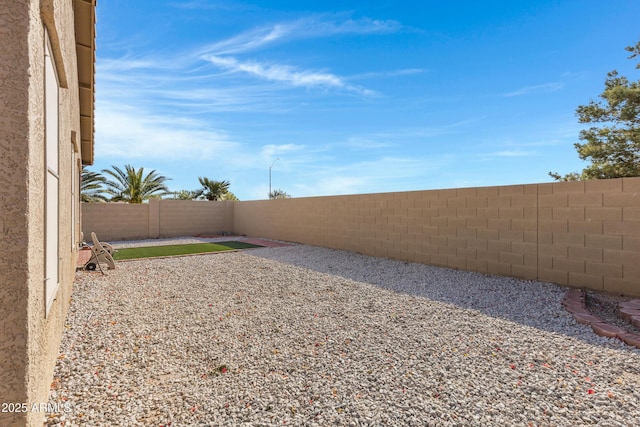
[44,27,60,316]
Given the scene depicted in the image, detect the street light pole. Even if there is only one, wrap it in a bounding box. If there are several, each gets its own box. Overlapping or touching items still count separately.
[269,157,279,198]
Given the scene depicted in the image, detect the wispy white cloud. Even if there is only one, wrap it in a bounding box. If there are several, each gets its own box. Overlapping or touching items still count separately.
[288,154,454,197]
[502,82,564,97]
[342,136,393,150]
[193,14,406,95]
[200,25,291,56]
[95,101,238,161]
[98,56,159,72]
[475,124,583,160]
[93,10,429,199]
[198,15,403,56]
[98,13,407,103]
[298,176,369,197]
[350,68,427,81]
[97,55,303,114]
[205,55,376,95]
[303,15,404,36]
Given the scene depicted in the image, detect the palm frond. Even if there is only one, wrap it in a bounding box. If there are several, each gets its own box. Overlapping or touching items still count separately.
[101,164,171,203]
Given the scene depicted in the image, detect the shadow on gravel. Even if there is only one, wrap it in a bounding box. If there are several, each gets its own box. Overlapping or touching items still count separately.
[247,244,637,352]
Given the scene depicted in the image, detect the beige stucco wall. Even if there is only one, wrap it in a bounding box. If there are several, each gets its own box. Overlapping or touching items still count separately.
[0,3,32,424]
[82,199,235,241]
[0,1,84,425]
[234,178,640,297]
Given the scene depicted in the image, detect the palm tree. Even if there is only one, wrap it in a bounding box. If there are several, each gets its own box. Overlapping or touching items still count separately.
[81,166,107,202]
[101,164,170,203]
[219,191,239,201]
[170,190,199,200]
[195,177,231,201]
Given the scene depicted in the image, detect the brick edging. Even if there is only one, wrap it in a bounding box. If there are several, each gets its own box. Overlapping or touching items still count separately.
[562,289,640,348]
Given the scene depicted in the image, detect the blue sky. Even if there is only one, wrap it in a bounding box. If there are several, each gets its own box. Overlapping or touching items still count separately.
[92,0,640,200]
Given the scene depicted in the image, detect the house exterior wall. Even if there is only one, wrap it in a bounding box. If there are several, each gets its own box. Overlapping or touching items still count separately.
[0,1,88,425]
[0,3,33,423]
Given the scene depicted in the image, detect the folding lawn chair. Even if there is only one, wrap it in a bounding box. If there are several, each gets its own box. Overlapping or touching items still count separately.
[84,232,116,274]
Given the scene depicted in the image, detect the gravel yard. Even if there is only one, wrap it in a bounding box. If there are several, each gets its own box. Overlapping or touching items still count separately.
[46,242,640,426]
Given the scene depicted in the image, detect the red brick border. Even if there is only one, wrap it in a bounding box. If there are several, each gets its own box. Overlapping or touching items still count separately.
[562,289,640,348]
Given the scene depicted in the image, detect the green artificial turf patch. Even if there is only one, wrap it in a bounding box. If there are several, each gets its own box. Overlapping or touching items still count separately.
[112,241,263,261]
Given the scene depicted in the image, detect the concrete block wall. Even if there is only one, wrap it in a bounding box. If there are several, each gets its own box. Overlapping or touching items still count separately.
[82,202,149,241]
[233,187,542,275]
[536,179,640,294]
[82,199,234,241]
[158,199,234,238]
[234,177,640,297]
[81,177,639,295]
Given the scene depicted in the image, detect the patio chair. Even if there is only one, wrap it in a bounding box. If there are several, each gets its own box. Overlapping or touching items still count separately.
[84,232,116,274]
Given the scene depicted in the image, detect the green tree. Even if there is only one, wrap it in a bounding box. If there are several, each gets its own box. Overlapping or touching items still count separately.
[80,166,107,202]
[195,177,231,201]
[102,164,171,203]
[550,41,640,181]
[269,189,291,199]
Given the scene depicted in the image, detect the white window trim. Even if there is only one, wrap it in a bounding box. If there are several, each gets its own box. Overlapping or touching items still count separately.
[44,27,60,316]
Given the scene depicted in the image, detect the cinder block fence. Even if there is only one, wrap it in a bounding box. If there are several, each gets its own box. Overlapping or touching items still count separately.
[82,199,234,241]
[83,177,640,296]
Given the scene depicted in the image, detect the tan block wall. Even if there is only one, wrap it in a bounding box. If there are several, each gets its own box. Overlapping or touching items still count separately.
[536,178,640,294]
[158,199,234,238]
[1,1,86,425]
[235,177,640,297]
[82,199,235,241]
[233,187,539,276]
[82,202,150,241]
[81,178,639,297]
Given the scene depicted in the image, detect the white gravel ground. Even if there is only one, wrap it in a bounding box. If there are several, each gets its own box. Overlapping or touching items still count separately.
[45,242,640,426]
